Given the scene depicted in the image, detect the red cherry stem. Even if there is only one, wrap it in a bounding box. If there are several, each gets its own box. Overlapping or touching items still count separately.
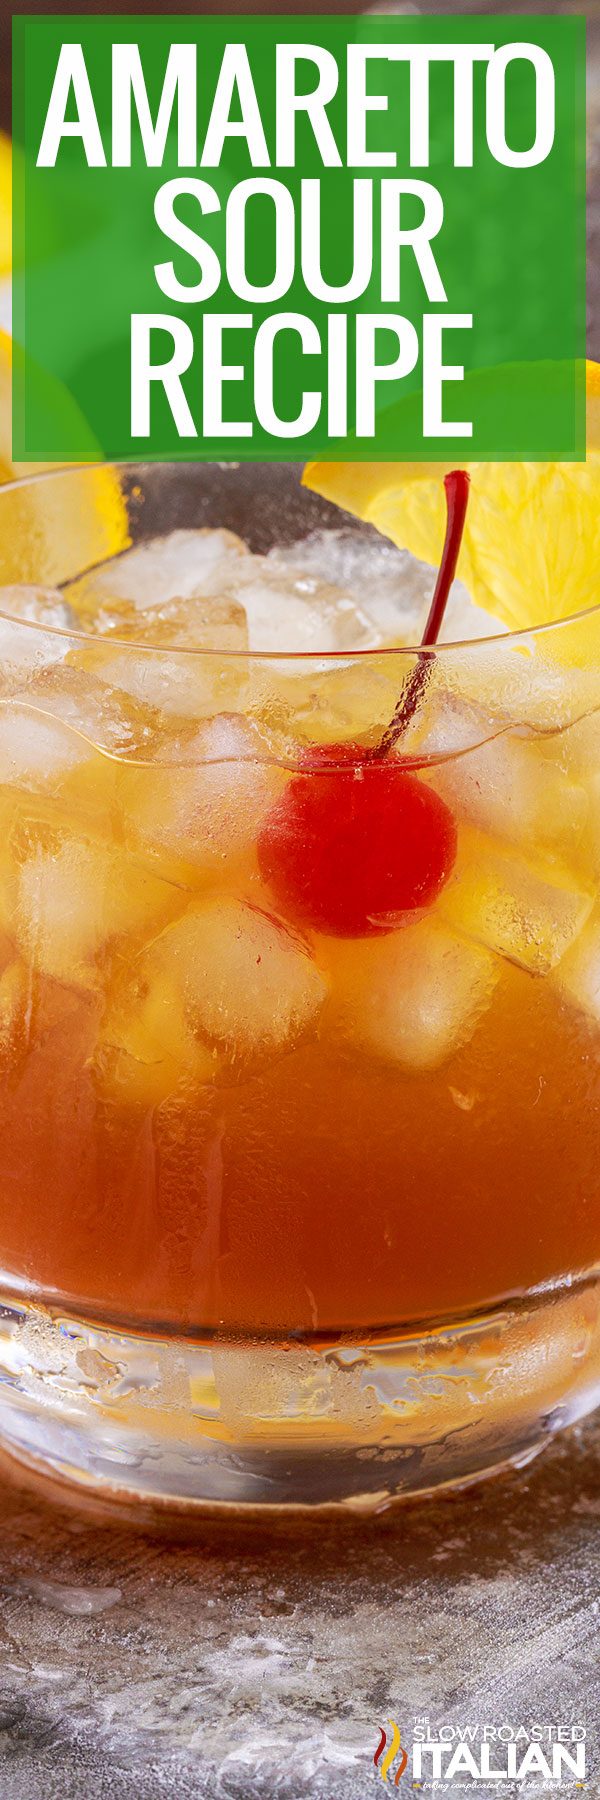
[373,468,470,759]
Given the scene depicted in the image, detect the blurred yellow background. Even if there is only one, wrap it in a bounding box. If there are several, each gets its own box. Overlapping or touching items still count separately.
[0,132,85,479]
[0,132,10,277]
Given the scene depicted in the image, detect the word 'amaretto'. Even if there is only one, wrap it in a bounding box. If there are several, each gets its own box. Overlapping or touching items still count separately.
[37,41,556,172]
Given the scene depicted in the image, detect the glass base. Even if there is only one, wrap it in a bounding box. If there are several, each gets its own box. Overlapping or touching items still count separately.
[0,1273,599,1513]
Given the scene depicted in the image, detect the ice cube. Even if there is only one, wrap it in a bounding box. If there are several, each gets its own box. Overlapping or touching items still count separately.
[548,732,600,885]
[150,897,327,1062]
[265,528,499,648]
[73,640,247,723]
[235,529,411,652]
[0,609,73,690]
[555,913,600,1026]
[426,712,588,852]
[237,567,376,655]
[269,527,410,599]
[23,664,160,757]
[65,528,249,619]
[0,680,130,840]
[439,828,594,974]
[324,917,498,1071]
[552,707,600,779]
[95,966,215,1107]
[0,705,88,790]
[0,584,76,631]
[121,713,286,883]
[269,655,402,748]
[441,640,599,736]
[15,836,186,990]
[399,691,503,761]
[114,594,248,652]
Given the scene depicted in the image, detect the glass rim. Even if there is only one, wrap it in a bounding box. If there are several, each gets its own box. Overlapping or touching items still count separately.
[1,461,598,662]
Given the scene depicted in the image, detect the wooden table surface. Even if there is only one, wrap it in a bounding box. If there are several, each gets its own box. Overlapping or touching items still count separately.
[0,1423,597,1799]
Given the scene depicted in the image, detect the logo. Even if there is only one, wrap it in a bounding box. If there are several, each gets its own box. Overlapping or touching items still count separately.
[372,1719,587,1787]
[374,1721,408,1786]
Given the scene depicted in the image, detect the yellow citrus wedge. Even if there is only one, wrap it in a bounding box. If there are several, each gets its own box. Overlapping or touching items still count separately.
[0,332,128,585]
[304,364,600,634]
[0,134,11,277]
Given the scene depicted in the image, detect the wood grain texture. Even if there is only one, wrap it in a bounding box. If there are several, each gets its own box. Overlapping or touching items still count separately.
[0,1424,597,1798]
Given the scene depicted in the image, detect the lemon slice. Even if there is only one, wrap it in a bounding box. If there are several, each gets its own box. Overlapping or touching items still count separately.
[304,364,600,635]
[0,331,128,586]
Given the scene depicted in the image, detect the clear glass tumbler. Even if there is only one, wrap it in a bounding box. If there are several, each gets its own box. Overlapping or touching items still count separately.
[0,461,598,1511]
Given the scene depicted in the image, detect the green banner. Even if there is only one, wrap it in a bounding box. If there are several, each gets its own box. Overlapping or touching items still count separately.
[12,13,586,461]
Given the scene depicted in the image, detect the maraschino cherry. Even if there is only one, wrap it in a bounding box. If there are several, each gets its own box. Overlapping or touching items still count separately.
[258,472,469,938]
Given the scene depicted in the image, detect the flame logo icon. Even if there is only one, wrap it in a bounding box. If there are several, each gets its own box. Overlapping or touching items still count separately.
[374,1721,408,1785]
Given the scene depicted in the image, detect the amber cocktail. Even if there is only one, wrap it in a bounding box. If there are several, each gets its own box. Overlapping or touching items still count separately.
[0,462,598,1508]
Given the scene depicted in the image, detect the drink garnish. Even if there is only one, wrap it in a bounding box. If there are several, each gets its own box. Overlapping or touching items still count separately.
[257,473,469,936]
[373,469,470,756]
